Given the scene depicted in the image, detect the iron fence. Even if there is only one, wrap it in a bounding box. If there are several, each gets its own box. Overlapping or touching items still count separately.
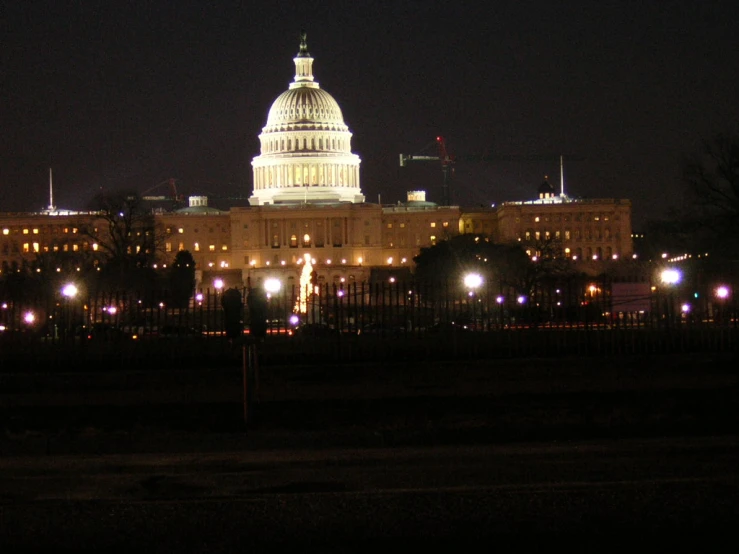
[1,279,737,370]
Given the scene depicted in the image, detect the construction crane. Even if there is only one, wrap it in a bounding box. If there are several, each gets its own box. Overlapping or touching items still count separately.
[142,178,184,203]
[399,136,455,206]
[400,137,585,205]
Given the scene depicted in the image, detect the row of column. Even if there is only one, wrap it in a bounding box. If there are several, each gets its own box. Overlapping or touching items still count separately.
[261,217,348,248]
[254,163,359,190]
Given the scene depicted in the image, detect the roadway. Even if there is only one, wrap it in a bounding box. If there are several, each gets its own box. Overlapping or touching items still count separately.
[2,437,738,551]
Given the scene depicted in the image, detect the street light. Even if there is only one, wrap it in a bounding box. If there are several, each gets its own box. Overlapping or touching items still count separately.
[715,285,731,325]
[463,273,483,291]
[658,269,681,327]
[61,282,79,339]
[716,285,730,300]
[660,269,681,285]
[263,277,281,297]
[62,283,78,299]
[463,273,484,330]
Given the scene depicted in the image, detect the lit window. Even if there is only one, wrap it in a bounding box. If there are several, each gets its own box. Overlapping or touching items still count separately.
[2,229,8,235]
[221,245,228,251]
[535,217,540,223]
[165,243,172,252]
[430,222,436,228]
[209,245,215,252]
[32,228,39,234]
[178,228,184,234]
[33,242,40,253]
[194,242,200,252]
[23,229,29,234]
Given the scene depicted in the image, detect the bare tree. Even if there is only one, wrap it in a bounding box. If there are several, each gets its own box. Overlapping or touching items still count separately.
[678,131,739,261]
[78,190,165,291]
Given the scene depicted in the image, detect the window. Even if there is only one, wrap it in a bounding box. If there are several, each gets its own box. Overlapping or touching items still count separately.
[165,242,172,252]
[565,230,571,240]
[430,222,436,228]
[194,242,200,252]
[178,228,184,234]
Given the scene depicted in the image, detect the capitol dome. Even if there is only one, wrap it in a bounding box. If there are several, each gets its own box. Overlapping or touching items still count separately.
[250,32,364,206]
[264,87,347,131]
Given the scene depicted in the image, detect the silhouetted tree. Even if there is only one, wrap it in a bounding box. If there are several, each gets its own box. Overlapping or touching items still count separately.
[675,131,739,264]
[168,250,196,308]
[77,190,164,292]
[413,234,575,298]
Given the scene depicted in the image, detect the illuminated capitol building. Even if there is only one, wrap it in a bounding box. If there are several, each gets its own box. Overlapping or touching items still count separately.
[0,34,632,289]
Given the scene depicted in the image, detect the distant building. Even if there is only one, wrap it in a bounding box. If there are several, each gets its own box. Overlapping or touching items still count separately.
[0,34,632,287]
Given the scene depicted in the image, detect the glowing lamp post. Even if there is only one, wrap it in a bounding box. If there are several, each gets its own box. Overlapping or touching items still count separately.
[715,285,731,325]
[263,278,282,297]
[660,269,681,286]
[463,273,484,330]
[213,278,224,293]
[61,283,78,339]
[659,268,682,327]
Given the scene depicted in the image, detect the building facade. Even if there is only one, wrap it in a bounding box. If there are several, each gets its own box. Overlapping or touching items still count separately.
[1,36,633,289]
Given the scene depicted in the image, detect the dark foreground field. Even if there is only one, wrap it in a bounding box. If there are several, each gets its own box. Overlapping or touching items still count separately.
[2,352,739,550]
[2,352,739,454]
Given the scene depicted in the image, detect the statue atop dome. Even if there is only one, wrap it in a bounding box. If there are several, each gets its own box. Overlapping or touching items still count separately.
[298,30,310,57]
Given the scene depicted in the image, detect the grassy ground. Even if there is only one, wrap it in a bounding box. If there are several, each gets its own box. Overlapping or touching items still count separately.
[1,352,738,456]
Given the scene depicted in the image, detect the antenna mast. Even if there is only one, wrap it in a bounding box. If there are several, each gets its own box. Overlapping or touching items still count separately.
[559,155,565,197]
[48,168,56,211]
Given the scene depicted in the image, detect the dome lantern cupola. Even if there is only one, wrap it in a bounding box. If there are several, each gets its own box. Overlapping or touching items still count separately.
[292,30,316,87]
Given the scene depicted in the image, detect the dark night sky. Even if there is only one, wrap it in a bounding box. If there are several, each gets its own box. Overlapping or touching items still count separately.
[2,0,738,228]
